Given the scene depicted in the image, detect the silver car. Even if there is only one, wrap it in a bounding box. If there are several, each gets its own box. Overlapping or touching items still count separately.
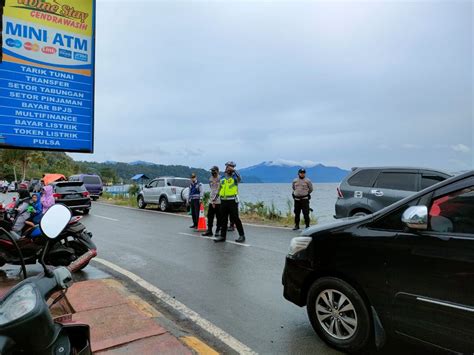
[334,167,451,218]
[137,177,190,211]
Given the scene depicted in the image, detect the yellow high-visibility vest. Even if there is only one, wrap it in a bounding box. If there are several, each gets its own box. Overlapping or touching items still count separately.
[219,176,238,198]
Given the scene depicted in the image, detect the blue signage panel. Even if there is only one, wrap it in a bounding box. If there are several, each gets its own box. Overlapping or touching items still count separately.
[0,0,95,153]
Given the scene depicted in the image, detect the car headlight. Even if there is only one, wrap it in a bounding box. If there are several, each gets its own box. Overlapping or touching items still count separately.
[288,237,312,256]
[0,284,37,325]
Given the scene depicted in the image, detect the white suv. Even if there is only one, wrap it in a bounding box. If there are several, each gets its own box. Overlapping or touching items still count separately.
[137,177,190,211]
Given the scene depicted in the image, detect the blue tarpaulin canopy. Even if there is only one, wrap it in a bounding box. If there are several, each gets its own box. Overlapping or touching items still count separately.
[131,174,150,181]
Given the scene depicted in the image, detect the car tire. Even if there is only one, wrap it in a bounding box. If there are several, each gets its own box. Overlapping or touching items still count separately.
[83,209,90,215]
[159,197,168,212]
[137,196,146,209]
[91,196,98,201]
[307,277,372,353]
[351,210,369,217]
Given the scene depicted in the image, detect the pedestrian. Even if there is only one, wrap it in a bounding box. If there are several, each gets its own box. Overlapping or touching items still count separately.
[188,173,203,229]
[40,185,55,213]
[202,166,222,237]
[292,168,313,230]
[214,161,245,243]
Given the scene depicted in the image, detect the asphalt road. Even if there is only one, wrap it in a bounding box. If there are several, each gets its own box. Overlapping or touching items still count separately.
[81,202,339,354]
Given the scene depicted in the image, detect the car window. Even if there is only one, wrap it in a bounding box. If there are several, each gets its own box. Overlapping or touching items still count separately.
[421,175,445,190]
[83,176,101,184]
[369,199,418,231]
[171,179,191,188]
[54,184,86,193]
[429,186,474,234]
[157,180,165,187]
[149,180,158,188]
[375,172,417,191]
[347,170,379,187]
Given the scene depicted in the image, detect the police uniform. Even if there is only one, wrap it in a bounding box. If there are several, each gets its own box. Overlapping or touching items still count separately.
[214,171,245,243]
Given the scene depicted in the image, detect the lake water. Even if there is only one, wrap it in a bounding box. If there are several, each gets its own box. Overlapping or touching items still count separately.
[235,183,338,225]
[106,183,339,225]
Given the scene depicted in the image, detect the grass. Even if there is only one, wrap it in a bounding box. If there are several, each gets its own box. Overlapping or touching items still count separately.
[99,194,318,228]
[102,192,138,208]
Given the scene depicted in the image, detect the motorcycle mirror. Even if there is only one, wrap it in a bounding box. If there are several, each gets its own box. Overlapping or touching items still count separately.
[40,204,72,239]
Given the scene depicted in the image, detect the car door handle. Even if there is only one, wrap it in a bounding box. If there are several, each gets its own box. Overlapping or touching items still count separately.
[371,189,384,197]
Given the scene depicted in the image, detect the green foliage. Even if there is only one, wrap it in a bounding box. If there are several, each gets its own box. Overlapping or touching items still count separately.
[202,191,211,214]
[128,183,140,196]
[99,167,118,184]
[240,201,282,221]
[103,192,138,208]
[74,161,210,183]
[0,150,210,186]
[0,149,79,181]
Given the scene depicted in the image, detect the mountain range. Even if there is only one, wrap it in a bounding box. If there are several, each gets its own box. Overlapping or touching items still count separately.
[240,161,350,183]
[75,159,349,184]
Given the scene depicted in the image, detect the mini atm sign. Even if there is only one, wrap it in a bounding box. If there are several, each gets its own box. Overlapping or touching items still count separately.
[0,0,95,153]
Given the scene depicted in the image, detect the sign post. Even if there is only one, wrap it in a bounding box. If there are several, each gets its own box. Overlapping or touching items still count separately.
[0,0,95,153]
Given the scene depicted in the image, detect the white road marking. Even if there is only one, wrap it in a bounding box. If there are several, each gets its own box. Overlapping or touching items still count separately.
[91,214,119,222]
[95,202,189,218]
[179,232,215,240]
[178,232,251,247]
[225,240,251,247]
[93,258,257,355]
[95,202,293,230]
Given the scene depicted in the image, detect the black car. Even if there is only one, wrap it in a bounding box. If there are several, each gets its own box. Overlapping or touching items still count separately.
[282,171,474,353]
[51,181,91,214]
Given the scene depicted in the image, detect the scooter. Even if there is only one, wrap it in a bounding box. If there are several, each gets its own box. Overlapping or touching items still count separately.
[0,204,92,354]
[0,210,97,272]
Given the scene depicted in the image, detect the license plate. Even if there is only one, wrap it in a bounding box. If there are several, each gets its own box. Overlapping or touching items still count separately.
[64,194,82,199]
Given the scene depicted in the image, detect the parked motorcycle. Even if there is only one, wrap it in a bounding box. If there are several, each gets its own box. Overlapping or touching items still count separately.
[0,204,92,354]
[0,205,97,272]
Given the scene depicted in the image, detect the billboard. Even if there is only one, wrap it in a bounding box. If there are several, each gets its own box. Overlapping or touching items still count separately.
[0,0,95,152]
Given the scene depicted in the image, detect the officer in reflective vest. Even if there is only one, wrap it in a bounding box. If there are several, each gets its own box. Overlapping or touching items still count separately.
[214,161,246,243]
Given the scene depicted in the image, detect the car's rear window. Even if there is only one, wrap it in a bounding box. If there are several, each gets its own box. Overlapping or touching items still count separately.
[375,172,417,191]
[83,176,102,185]
[347,170,379,187]
[171,179,191,188]
[54,183,86,193]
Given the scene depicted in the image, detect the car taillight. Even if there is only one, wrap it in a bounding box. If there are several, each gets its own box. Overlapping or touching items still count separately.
[53,193,61,199]
[83,191,90,197]
[171,188,176,194]
[337,187,344,199]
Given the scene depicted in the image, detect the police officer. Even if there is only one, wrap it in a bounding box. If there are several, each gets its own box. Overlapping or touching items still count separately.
[202,166,221,237]
[214,161,246,243]
[292,168,313,230]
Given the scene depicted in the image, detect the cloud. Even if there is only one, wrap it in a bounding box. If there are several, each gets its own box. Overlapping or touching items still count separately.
[451,144,471,153]
[68,0,471,173]
[402,144,422,149]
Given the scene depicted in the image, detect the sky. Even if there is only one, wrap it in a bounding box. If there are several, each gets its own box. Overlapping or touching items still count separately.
[70,0,473,172]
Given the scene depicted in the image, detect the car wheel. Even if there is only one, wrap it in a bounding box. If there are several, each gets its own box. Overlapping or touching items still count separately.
[307,277,371,353]
[159,197,168,212]
[137,196,146,209]
[92,196,98,201]
[351,211,369,217]
[83,209,90,215]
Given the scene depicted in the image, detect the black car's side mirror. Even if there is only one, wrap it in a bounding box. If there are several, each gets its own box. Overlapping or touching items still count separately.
[401,206,428,230]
